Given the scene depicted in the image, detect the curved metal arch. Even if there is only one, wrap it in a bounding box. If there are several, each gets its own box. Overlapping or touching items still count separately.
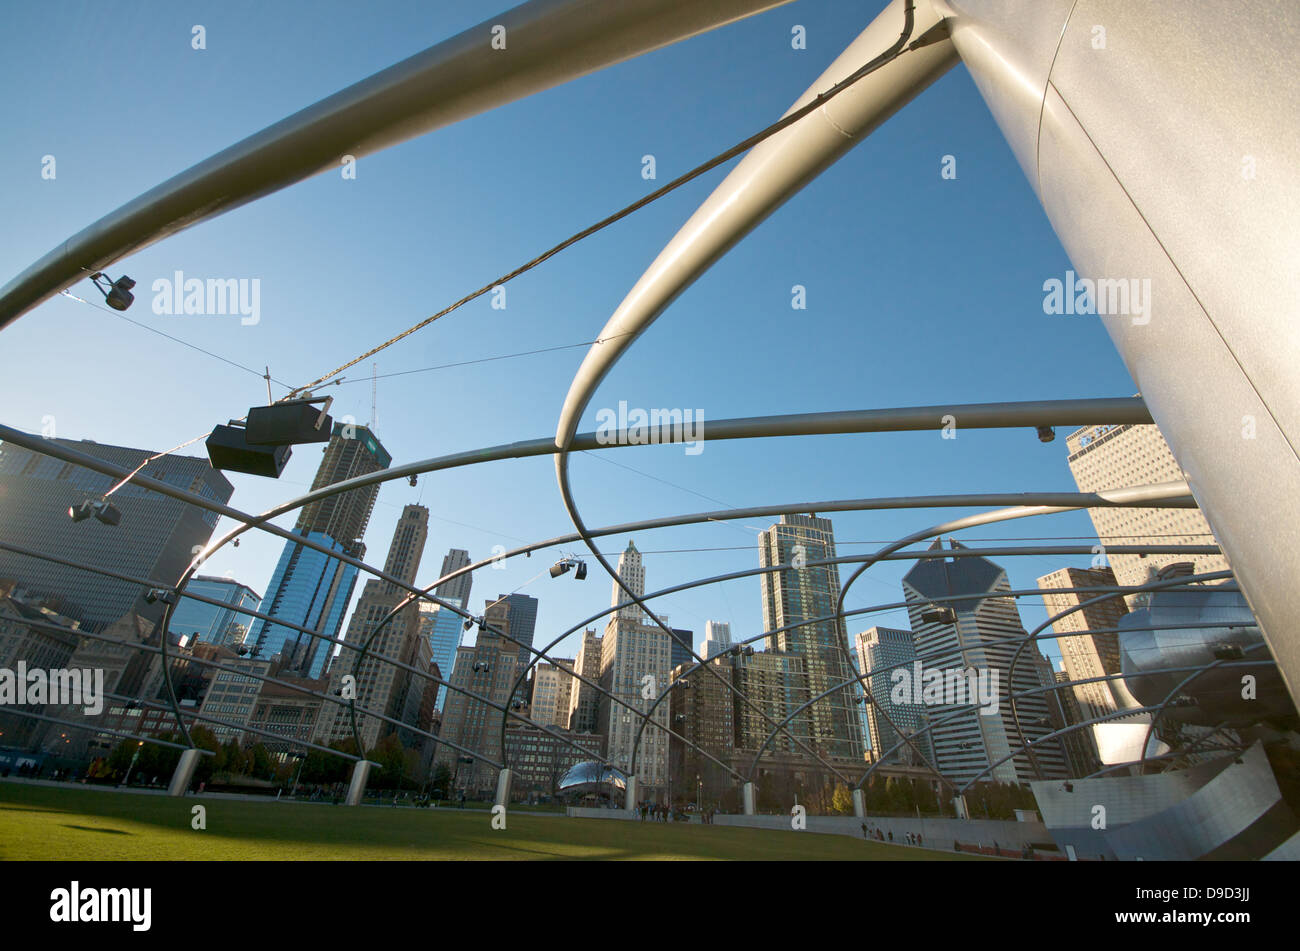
[958,653,1272,792]
[0,427,770,783]
[0,540,562,772]
[508,537,1227,780]
[736,486,1199,782]
[0,0,797,327]
[1135,642,1273,776]
[1,709,211,758]
[625,576,1236,782]
[0,400,1164,760]
[863,659,1252,792]
[1003,568,1240,782]
[500,490,1201,780]
[834,569,1240,790]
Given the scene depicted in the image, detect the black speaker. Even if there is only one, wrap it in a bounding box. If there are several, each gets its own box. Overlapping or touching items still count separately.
[245,400,333,446]
[206,424,292,477]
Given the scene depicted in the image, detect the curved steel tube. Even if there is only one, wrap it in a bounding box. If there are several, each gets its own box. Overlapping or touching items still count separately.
[0,0,794,327]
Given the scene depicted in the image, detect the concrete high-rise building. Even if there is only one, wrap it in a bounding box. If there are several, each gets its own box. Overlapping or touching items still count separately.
[0,438,233,631]
[435,622,519,794]
[729,650,811,754]
[169,576,262,648]
[612,540,645,622]
[757,515,866,761]
[855,626,933,767]
[1037,565,1137,770]
[0,588,81,746]
[598,613,672,794]
[250,423,389,678]
[314,504,428,751]
[1065,422,1232,604]
[566,629,602,733]
[484,593,538,697]
[1051,667,1096,777]
[702,620,732,659]
[294,423,392,553]
[529,658,575,729]
[434,548,472,607]
[902,541,1069,784]
[669,657,734,805]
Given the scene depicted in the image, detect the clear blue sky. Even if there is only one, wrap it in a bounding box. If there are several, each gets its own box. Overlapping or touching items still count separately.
[0,1,1141,668]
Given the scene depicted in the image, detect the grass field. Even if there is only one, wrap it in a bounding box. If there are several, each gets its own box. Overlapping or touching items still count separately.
[0,782,984,861]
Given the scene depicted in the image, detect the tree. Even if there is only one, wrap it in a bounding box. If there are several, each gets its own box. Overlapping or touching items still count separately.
[370,734,407,791]
[831,784,855,815]
[190,726,221,786]
[429,763,452,799]
[247,743,273,780]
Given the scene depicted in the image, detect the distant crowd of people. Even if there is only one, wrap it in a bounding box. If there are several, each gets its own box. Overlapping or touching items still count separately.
[637,801,717,823]
[860,821,922,847]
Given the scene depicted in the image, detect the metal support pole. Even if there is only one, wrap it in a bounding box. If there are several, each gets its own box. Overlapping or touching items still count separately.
[167,748,201,797]
[743,781,756,816]
[852,788,865,819]
[624,775,638,812]
[346,760,372,806]
[495,768,513,809]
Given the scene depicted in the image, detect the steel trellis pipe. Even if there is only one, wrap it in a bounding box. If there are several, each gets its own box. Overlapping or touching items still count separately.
[1004,569,1238,782]
[775,486,1199,784]
[0,543,559,771]
[1135,642,1273,776]
[504,540,1225,775]
[960,653,1273,792]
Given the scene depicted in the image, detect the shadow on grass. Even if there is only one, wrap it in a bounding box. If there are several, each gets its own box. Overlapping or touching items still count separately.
[61,824,132,835]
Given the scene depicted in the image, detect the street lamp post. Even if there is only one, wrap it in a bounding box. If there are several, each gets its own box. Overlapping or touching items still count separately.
[121,741,144,787]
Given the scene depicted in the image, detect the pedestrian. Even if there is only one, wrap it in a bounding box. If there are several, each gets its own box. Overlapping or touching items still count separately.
[918,833,923,847]
[861,822,868,839]
[888,830,893,842]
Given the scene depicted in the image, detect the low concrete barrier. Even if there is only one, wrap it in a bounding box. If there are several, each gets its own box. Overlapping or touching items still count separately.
[562,801,1055,856]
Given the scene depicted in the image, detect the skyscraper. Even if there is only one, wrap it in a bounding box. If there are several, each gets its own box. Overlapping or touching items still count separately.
[1037,565,1138,770]
[566,629,602,733]
[169,576,262,648]
[315,504,429,751]
[419,598,464,710]
[702,620,732,659]
[434,548,472,607]
[249,423,389,678]
[529,659,575,729]
[855,626,933,767]
[669,628,693,670]
[902,540,1069,784]
[0,438,233,631]
[612,540,645,621]
[435,619,519,794]
[484,592,538,694]
[598,613,672,793]
[1065,422,1232,604]
[757,514,865,761]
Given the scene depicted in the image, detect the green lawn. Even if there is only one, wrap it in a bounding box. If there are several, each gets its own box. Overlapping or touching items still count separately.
[0,782,984,861]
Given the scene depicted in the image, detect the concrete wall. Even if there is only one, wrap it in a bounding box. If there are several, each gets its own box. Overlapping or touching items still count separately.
[565,804,1053,856]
